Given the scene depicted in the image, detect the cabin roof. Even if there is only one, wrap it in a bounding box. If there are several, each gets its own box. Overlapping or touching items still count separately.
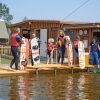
[9,20,60,27]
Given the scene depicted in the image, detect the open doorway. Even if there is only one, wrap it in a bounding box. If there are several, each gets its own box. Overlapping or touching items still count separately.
[40,29,47,59]
[22,30,30,39]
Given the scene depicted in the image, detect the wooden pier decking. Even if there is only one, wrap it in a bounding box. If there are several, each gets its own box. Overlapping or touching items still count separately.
[0,64,93,75]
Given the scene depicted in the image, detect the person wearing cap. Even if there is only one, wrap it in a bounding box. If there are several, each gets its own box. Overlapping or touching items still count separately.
[57,30,66,64]
[9,28,23,71]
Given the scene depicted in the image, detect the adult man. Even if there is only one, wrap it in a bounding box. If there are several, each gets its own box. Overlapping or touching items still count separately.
[9,28,22,71]
[29,32,40,65]
[89,36,99,67]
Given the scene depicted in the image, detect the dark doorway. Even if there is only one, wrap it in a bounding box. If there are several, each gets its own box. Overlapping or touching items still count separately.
[93,32,100,43]
[22,30,30,39]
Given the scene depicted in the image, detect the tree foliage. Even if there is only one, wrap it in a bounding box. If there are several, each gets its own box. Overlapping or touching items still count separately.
[0,3,13,23]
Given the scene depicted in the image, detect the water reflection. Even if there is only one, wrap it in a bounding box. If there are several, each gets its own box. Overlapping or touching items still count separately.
[0,73,100,100]
[29,75,55,100]
[77,74,86,100]
[17,75,29,100]
[0,76,10,100]
[8,75,29,100]
[65,76,74,100]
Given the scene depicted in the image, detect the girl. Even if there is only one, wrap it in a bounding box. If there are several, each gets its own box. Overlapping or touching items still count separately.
[47,38,54,64]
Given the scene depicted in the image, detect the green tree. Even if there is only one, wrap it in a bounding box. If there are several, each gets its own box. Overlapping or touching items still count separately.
[0,3,13,24]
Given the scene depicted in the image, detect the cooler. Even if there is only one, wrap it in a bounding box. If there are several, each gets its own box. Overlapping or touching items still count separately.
[85,52,90,65]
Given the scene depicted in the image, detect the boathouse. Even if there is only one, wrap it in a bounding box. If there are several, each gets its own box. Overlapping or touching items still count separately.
[9,20,100,64]
[62,22,100,64]
[9,20,61,58]
[62,22,100,52]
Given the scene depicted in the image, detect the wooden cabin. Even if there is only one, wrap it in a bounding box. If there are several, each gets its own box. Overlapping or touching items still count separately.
[62,22,100,52]
[62,22,100,64]
[9,20,100,64]
[9,20,61,40]
[9,20,61,58]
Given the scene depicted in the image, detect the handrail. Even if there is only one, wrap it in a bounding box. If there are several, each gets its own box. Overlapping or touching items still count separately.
[0,46,59,64]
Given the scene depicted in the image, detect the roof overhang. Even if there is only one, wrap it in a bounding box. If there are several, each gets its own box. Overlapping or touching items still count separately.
[63,23,100,29]
[9,20,60,27]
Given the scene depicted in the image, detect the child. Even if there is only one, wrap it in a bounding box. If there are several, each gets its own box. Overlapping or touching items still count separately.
[47,38,54,64]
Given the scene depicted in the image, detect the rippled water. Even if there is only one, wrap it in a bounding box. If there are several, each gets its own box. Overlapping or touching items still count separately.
[0,73,100,100]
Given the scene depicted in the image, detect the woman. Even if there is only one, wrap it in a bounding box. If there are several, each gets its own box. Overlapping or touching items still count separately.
[57,30,66,64]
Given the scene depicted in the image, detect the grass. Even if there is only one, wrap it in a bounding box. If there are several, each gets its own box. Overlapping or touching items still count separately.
[0,58,11,64]
[0,58,47,65]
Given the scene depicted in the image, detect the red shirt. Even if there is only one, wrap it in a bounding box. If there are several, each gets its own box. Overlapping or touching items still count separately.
[47,43,54,52]
[10,33,19,46]
[74,39,78,49]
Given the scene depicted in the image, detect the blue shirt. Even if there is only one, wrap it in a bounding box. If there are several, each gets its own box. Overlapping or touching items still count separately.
[16,35,22,42]
[90,42,98,52]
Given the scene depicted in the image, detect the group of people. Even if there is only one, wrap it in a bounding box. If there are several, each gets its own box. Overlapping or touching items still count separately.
[9,27,100,71]
[47,30,77,64]
[42,30,100,68]
[47,30,71,64]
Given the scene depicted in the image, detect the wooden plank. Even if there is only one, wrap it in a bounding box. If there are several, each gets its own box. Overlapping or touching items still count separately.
[0,64,89,75]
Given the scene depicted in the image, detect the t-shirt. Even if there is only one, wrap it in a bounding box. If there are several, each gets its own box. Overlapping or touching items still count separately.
[16,35,22,42]
[90,42,99,52]
[47,43,54,52]
[74,39,78,52]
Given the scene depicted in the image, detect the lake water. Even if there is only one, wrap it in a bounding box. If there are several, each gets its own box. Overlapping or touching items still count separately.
[0,72,100,100]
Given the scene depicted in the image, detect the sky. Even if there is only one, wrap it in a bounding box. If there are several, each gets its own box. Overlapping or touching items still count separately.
[0,0,100,23]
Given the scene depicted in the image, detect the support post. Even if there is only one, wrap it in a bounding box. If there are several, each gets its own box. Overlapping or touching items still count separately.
[71,67,74,74]
[54,68,57,75]
[36,68,39,75]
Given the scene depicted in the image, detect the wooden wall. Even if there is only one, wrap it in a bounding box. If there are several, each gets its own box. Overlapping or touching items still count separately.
[9,20,60,43]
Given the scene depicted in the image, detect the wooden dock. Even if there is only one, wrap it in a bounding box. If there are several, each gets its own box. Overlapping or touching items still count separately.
[0,64,93,75]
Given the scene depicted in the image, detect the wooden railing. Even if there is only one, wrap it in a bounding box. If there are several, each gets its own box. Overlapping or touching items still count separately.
[0,46,68,64]
[0,46,12,59]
